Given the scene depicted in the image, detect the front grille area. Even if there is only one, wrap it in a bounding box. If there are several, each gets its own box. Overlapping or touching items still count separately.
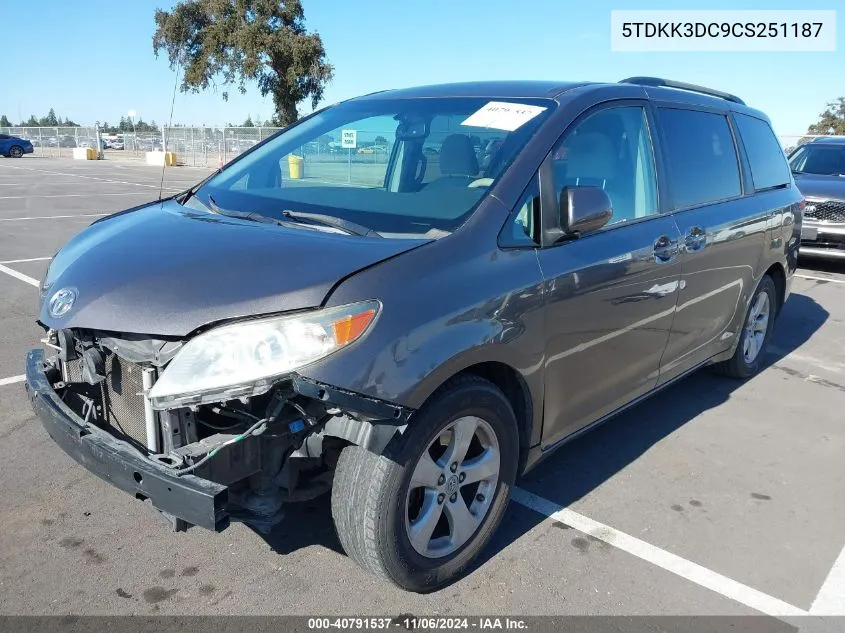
[806,200,845,224]
[64,352,152,450]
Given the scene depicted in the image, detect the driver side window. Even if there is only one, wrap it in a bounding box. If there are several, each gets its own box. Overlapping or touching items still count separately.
[552,106,658,226]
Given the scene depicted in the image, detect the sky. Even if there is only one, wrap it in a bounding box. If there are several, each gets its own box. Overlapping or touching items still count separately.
[2,0,842,139]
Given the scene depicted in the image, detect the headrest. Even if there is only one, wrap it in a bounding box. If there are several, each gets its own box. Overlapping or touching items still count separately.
[439,134,479,176]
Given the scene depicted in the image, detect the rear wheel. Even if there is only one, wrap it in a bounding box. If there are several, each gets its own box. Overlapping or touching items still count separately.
[331,375,519,592]
[712,275,777,379]
[9,145,24,158]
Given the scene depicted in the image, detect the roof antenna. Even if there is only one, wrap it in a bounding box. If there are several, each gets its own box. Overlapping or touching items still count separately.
[159,56,181,202]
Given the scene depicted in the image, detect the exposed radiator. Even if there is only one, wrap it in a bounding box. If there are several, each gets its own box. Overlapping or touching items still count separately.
[64,352,155,450]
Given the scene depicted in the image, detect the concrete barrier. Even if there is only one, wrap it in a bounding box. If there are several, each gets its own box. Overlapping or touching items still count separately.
[146,151,178,167]
[72,148,97,160]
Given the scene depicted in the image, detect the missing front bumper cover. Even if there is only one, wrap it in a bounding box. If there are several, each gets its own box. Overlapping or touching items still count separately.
[25,348,414,532]
[25,348,229,531]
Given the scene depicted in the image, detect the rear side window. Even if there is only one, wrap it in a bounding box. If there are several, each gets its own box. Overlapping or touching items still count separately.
[657,108,741,209]
[734,114,790,190]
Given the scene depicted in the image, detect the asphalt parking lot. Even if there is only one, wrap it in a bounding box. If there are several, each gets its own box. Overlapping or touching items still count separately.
[0,157,843,622]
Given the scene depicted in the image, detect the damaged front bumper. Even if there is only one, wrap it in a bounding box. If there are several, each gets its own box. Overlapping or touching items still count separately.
[25,348,230,531]
[25,341,415,533]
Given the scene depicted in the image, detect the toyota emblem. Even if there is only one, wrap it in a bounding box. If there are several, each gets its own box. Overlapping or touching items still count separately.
[48,288,77,318]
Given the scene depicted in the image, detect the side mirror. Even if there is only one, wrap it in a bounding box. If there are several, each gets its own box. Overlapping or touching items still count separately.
[560,186,613,235]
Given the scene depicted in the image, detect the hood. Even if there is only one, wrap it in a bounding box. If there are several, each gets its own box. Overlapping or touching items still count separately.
[792,173,845,201]
[38,199,428,337]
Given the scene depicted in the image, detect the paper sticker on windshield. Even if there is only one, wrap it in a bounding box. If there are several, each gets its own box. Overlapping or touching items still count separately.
[460,102,547,132]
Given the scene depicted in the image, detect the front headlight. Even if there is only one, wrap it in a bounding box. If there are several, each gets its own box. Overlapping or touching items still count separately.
[148,300,380,410]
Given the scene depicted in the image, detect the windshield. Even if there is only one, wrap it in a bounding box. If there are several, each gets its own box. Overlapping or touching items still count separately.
[194,96,556,238]
[788,143,845,176]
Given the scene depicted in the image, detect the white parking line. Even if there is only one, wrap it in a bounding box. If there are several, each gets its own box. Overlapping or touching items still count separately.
[0,264,40,287]
[511,487,808,618]
[0,213,108,222]
[810,546,845,615]
[0,257,52,264]
[0,192,155,200]
[0,164,183,191]
[0,375,25,387]
[0,181,146,186]
[769,346,845,375]
[796,274,845,285]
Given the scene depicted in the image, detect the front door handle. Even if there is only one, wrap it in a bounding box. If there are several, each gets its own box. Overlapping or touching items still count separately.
[685,226,707,252]
[653,235,679,263]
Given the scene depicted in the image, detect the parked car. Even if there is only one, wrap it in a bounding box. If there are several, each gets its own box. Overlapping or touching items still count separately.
[787,136,845,260]
[0,133,34,157]
[25,77,801,593]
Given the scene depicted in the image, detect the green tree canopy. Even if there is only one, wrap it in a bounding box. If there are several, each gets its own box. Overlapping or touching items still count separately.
[243,116,255,127]
[807,97,845,135]
[152,0,334,127]
[374,135,389,146]
[5,110,78,128]
[41,108,59,126]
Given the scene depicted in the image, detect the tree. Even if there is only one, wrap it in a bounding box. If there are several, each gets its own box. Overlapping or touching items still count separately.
[0,114,11,127]
[41,108,59,127]
[152,0,334,127]
[243,116,254,127]
[807,97,845,136]
[374,135,388,146]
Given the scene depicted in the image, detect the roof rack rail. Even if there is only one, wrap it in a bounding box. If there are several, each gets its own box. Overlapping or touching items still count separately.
[618,76,746,106]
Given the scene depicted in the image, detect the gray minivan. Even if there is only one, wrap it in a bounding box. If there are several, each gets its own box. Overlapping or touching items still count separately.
[25,77,803,592]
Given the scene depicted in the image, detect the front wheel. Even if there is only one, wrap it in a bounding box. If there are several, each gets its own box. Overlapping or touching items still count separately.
[9,145,24,158]
[712,274,777,379]
[331,375,519,592]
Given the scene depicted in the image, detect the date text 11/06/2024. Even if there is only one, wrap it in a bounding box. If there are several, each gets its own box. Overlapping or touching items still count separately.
[306,617,529,630]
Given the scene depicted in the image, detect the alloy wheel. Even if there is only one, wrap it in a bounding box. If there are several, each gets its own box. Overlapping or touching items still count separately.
[742,291,770,363]
[404,416,501,558]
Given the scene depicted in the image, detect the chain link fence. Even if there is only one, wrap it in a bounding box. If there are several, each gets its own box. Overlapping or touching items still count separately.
[0,125,285,165]
[149,126,391,175]
[153,126,283,166]
[0,126,101,157]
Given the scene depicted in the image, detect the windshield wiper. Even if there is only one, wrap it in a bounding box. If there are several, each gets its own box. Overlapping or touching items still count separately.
[281,210,382,238]
[207,195,283,225]
[207,197,379,237]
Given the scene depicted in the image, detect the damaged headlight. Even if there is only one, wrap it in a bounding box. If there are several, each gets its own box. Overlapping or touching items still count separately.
[148,300,380,410]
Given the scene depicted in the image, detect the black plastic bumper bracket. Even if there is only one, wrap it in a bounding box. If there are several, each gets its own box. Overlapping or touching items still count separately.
[24,348,230,532]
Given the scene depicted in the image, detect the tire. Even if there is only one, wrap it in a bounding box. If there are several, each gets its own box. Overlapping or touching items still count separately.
[9,145,24,158]
[331,375,519,592]
[712,275,777,379]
